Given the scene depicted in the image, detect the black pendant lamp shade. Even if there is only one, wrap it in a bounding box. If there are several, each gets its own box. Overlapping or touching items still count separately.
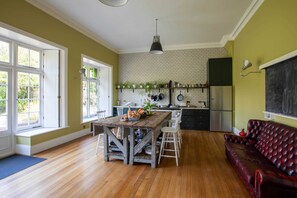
[150,19,163,54]
[99,0,128,7]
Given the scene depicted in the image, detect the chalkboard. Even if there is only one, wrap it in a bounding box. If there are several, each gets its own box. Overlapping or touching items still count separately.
[266,55,297,117]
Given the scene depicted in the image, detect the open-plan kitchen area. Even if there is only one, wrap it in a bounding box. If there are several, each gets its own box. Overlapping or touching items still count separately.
[1,0,297,198]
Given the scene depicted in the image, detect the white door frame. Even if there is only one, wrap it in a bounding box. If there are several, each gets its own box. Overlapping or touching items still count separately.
[0,68,14,158]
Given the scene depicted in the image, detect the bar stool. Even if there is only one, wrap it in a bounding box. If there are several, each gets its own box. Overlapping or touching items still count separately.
[170,110,183,147]
[95,110,106,155]
[158,118,181,166]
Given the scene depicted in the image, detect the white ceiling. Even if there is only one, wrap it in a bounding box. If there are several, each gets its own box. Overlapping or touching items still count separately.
[27,0,261,54]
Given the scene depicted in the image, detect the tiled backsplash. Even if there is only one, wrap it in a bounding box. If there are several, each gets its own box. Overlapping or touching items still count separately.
[118,48,227,107]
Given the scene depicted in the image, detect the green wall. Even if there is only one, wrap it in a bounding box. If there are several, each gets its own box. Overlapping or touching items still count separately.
[232,0,297,130]
[0,0,119,145]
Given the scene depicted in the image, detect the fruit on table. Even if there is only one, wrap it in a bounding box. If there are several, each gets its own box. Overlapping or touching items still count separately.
[128,108,141,119]
[137,108,145,115]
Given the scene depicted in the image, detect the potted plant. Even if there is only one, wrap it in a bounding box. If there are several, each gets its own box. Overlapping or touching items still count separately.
[143,100,157,115]
[145,82,152,92]
[139,83,144,89]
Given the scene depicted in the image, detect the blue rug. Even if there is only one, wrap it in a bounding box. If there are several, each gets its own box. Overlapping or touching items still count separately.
[0,154,46,180]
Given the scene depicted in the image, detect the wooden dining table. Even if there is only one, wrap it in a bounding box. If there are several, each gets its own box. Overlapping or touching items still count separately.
[92,111,171,168]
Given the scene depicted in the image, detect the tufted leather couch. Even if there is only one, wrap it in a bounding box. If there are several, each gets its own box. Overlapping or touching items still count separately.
[224,119,297,198]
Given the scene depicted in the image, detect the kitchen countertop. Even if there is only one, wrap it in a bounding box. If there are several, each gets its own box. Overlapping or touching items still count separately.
[113,105,143,108]
[113,106,209,110]
[153,107,209,110]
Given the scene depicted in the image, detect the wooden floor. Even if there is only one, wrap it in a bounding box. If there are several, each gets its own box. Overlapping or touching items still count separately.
[0,131,250,198]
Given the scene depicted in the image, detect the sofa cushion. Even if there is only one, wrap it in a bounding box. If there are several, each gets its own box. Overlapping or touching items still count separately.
[255,121,297,176]
[247,119,264,140]
[226,142,282,185]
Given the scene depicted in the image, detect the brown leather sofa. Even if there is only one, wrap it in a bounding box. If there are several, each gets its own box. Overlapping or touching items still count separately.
[224,119,297,198]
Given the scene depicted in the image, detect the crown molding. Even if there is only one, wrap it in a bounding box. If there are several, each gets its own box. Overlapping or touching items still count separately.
[119,42,223,54]
[219,35,232,47]
[230,0,264,40]
[26,0,119,53]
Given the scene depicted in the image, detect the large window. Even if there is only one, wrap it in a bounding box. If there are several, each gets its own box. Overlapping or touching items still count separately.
[0,36,66,133]
[17,72,41,129]
[82,64,99,119]
[16,45,42,130]
[81,56,112,122]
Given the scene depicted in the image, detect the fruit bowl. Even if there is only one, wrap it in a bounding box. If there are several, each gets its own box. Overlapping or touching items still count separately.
[128,116,140,121]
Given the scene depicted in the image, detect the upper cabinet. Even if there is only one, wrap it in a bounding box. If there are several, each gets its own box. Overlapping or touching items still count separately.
[208,57,232,86]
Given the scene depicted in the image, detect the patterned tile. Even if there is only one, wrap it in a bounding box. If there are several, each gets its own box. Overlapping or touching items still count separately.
[118,48,227,107]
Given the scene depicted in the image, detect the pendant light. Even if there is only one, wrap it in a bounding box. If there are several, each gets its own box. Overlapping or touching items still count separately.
[150,19,163,54]
[99,0,128,7]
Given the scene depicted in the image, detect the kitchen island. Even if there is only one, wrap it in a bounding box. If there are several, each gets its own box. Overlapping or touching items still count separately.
[92,111,171,168]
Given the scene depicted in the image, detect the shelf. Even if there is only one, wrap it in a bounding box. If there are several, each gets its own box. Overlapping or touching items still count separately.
[171,86,208,93]
[116,86,208,93]
[116,87,168,93]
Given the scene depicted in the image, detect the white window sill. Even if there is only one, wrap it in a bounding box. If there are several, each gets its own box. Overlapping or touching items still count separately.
[15,126,69,137]
[81,115,113,124]
[82,117,98,124]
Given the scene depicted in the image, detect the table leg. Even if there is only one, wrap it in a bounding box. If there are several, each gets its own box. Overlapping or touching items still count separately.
[129,128,135,165]
[151,129,157,168]
[103,126,109,161]
[123,136,129,164]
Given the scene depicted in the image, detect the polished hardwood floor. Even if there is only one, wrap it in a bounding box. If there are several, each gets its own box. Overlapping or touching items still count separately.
[0,131,250,198]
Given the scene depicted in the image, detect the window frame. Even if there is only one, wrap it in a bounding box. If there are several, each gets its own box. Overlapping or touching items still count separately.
[0,37,12,66]
[0,68,12,135]
[14,44,43,131]
[81,63,100,120]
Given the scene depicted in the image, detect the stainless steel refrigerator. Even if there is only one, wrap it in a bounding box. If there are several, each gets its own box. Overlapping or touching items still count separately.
[210,86,233,132]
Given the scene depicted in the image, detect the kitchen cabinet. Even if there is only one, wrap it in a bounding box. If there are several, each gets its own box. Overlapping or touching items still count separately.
[208,57,232,86]
[181,109,210,130]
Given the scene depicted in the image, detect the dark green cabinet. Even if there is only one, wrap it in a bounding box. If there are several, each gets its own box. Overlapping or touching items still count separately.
[208,57,232,86]
[181,109,210,130]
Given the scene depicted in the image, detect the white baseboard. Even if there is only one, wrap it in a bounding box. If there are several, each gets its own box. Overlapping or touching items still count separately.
[16,129,90,156]
[233,127,240,136]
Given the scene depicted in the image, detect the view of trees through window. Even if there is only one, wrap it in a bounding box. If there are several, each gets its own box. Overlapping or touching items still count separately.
[0,71,8,131]
[18,46,40,68]
[82,64,99,119]
[17,72,40,128]
[0,40,42,131]
[0,40,9,63]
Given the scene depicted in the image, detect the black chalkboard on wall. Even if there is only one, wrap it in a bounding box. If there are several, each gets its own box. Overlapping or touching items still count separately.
[266,56,297,117]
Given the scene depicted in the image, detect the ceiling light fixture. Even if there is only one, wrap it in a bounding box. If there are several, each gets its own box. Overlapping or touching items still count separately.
[150,19,163,54]
[98,0,128,7]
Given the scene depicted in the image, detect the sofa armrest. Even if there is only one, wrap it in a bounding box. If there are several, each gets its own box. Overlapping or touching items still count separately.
[224,134,255,145]
[255,169,297,198]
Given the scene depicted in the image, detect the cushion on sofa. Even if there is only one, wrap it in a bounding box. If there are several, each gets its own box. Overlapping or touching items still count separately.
[247,119,264,140]
[255,121,297,176]
[226,143,279,185]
